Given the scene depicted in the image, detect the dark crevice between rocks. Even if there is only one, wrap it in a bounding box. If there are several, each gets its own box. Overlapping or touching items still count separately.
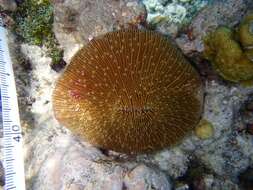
[175,158,213,190]
[238,167,253,190]
[0,161,5,187]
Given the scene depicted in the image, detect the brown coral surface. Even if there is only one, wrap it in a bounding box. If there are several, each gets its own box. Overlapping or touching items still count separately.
[52,30,203,154]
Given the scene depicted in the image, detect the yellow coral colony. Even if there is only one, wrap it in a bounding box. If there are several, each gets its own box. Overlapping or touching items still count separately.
[204,14,253,83]
[195,119,214,140]
[52,30,203,154]
[239,14,253,61]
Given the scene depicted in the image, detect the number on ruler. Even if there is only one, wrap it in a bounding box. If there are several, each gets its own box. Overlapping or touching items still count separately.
[12,125,21,142]
[12,125,20,132]
[13,135,21,142]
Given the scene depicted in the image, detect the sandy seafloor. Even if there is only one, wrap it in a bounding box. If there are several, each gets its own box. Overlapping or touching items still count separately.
[1,0,253,190]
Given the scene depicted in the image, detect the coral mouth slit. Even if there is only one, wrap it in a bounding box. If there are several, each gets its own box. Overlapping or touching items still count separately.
[52,29,203,154]
[118,107,153,114]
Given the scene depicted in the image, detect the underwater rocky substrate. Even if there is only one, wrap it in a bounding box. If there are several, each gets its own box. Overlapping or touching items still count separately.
[0,0,253,190]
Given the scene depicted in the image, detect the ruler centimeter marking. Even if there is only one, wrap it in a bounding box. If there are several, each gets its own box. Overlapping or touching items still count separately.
[0,19,26,190]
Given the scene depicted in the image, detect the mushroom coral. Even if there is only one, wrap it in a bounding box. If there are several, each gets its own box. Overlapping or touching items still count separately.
[52,30,203,154]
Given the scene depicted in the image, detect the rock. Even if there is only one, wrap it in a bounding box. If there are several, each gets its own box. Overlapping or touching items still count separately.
[26,131,125,190]
[181,81,240,151]
[0,0,17,11]
[190,81,253,181]
[175,163,240,189]
[6,33,33,127]
[203,175,240,190]
[53,0,147,62]
[175,184,190,190]
[152,149,189,178]
[171,80,253,183]
[176,0,249,55]
[20,44,59,123]
[124,165,172,190]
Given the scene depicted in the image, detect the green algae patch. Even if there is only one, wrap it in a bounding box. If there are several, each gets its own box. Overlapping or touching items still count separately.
[12,0,63,66]
[203,14,253,83]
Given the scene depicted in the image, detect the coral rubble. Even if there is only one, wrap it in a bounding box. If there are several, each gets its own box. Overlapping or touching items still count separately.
[142,0,209,36]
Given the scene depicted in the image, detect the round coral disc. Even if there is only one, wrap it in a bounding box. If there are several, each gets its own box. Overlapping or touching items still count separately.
[52,30,203,153]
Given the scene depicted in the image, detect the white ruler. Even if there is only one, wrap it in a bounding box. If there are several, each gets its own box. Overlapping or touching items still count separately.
[0,19,26,190]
